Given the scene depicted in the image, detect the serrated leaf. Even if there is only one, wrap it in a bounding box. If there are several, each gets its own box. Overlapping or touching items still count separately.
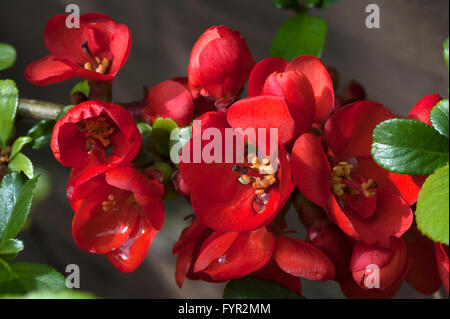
[0,174,38,244]
[0,261,66,294]
[416,165,449,245]
[0,80,19,150]
[10,136,32,159]
[371,119,449,175]
[8,153,34,179]
[0,239,24,261]
[223,276,303,299]
[1,289,96,299]
[151,118,179,156]
[430,99,449,138]
[271,13,327,60]
[27,119,55,149]
[444,37,449,69]
[70,80,90,97]
[0,43,16,71]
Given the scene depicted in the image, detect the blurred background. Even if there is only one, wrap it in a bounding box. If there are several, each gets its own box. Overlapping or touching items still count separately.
[1,0,448,298]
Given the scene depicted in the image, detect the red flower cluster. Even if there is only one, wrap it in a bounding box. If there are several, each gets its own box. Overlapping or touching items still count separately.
[25,13,448,298]
[52,100,164,273]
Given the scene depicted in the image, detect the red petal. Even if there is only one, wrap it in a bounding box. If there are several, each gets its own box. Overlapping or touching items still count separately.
[173,217,209,254]
[329,189,413,244]
[43,15,90,64]
[248,57,288,96]
[408,93,442,125]
[256,259,302,295]
[324,101,394,161]
[286,56,334,122]
[72,190,138,254]
[291,133,330,208]
[350,237,409,291]
[405,227,442,295]
[193,231,239,272]
[105,167,164,198]
[107,216,157,273]
[144,80,194,127]
[435,243,449,292]
[307,223,353,282]
[262,71,316,136]
[228,96,295,146]
[200,227,275,281]
[24,56,76,85]
[175,244,195,288]
[274,236,335,281]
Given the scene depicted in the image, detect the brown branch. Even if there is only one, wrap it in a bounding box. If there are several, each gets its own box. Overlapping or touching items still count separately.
[18,99,64,121]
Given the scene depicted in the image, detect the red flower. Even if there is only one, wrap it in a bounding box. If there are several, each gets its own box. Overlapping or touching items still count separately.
[70,165,165,273]
[291,101,415,244]
[25,13,131,85]
[173,217,335,292]
[435,242,449,292]
[142,79,194,127]
[51,100,141,168]
[248,56,334,123]
[188,26,255,107]
[349,237,409,291]
[179,111,294,232]
[408,93,442,125]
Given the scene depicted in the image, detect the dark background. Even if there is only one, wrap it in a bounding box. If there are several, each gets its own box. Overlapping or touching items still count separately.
[1,0,449,298]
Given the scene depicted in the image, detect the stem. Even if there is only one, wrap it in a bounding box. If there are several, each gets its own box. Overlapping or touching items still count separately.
[18,99,64,120]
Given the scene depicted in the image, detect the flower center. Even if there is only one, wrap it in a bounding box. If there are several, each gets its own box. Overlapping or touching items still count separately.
[330,161,378,219]
[81,41,111,74]
[233,156,278,213]
[102,194,119,212]
[330,161,376,198]
[83,116,115,148]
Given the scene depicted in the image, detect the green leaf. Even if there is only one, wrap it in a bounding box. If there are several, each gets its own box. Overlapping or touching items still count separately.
[1,289,97,299]
[443,37,449,69]
[151,118,179,156]
[0,174,38,244]
[27,119,56,149]
[70,80,90,97]
[416,164,449,245]
[430,99,449,138]
[0,239,24,261]
[0,261,66,294]
[271,13,327,60]
[10,136,32,159]
[274,0,300,9]
[0,173,25,242]
[0,80,19,150]
[132,122,155,168]
[0,43,16,71]
[8,153,34,179]
[316,0,339,8]
[169,125,192,165]
[371,119,449,175]
[55,105,75,122]
[223,276,304,299]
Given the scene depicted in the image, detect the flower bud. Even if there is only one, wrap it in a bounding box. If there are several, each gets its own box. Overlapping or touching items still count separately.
[188,25,255,107]
[143,80,194,127]
[350,237,409,291]
[172,170,191,198]
[343,80,366,103]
